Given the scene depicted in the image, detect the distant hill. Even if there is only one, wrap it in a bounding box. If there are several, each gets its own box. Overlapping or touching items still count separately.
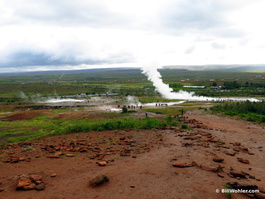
[163,64,265,71]
[0,64,264,76]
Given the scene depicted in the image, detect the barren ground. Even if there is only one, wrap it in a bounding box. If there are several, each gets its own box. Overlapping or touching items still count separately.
[0,109,264,199]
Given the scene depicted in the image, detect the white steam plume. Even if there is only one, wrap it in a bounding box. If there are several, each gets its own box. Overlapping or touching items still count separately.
[141,66,211,100]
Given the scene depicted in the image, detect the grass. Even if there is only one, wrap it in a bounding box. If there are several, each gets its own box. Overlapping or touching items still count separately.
[0,111,181,144]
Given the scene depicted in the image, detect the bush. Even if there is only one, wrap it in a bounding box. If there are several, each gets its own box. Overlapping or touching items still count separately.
[181,124,188,129]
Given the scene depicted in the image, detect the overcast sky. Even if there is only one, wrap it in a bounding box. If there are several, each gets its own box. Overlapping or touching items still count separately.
[0,0,265,73]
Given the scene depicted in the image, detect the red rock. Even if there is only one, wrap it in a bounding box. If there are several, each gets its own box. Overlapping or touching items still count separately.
[225,152,236,156]
[218,173,224,178]
[97,161,107,166]
[66,153,75,157]
[237,158,250,164]
[50,173,57,177]
[229,171,246,178]
[23,183,36,190]
[233,142,241,146]
[30,174,42,182]
[172,162,193,168]
[17,178,31,188]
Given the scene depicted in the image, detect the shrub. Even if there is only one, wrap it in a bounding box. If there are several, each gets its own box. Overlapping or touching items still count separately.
[181,124,188,129]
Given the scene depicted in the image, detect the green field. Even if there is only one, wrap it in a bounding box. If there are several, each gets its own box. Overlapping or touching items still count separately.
[0,68,264,144]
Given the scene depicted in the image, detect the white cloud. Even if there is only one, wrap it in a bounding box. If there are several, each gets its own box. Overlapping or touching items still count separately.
[0,0,264,72]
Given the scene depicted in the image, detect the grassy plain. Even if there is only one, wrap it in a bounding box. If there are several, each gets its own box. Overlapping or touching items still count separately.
[0,68,264,144]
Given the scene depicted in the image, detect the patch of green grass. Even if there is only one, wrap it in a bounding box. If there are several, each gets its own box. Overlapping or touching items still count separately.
[224,184,233,199]
[21,146,35,152]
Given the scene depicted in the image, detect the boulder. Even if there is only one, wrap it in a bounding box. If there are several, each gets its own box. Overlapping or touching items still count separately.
[17,178,31,188]
[35,183,46,191]
[89,175,109,187]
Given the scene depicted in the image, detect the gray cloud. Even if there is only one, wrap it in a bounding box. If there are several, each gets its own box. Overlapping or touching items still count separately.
[2,0,131,27]
[0,50,134,68]
[159,0,252,38]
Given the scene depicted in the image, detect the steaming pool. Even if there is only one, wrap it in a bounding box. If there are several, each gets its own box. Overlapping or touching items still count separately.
[43,99,85,103]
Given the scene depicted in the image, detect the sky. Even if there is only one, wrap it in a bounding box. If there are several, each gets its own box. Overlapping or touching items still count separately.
[0,0,265,73]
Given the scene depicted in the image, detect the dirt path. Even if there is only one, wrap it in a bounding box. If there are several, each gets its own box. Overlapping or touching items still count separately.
[0,110,264,199]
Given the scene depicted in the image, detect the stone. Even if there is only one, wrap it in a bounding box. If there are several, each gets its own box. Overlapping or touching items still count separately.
[23,183,36,190]
[233,142,241,146]
[17,177,31,188]
[89,175,109,187]
[225,152,236,156]
[237,158,250,164]
[218,173,224,178]
[35,183,46,191]
[19,157,26,161]
[30,174,42,182]
[229,171,246,178]
[66,153,75,157]
[172,162,194,168]
[50,173,57,177]
[97,161,107,166]
[213,158,224,163]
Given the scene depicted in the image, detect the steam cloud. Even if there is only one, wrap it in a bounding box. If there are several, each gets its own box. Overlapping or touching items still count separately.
[141,66,211,100]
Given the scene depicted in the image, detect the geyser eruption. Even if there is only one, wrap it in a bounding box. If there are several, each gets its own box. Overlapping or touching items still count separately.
[141,66,211,100]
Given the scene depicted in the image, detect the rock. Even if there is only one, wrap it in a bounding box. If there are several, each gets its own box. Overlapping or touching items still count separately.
[237,158,250,164]
[30,174,42,182]
[213,158,224,163]
[50,173,57,177]
[225,152,236,156]
[218,173,224,178]
[199,165,223,172]
[172,162,194,168]
[35,180,42,185]
[233,142,241,146]
[35,183,45,191]
[229,171,246,178]
[66,153,75,157]
[97,161,107,166]
[19,157,26,161]
[89,175,109,187]
[17,177,31,188]
[23,183,36,190]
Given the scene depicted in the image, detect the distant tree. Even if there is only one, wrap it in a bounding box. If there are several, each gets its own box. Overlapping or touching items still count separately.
[212,82,217,86]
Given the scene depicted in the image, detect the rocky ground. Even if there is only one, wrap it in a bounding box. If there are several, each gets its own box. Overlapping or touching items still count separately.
[0,109,264,199]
